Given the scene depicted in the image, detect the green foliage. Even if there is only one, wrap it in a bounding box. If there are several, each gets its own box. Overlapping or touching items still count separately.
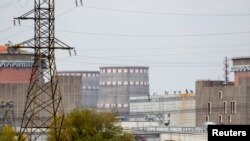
[47,109,135,141]
[0,126,17,141]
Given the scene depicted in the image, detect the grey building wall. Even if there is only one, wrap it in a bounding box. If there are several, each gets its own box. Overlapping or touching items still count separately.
[57,71,100,109]
[98,66,149,115]
[195,57,250,127]
[57,74,82,115]
[0,83,28,127]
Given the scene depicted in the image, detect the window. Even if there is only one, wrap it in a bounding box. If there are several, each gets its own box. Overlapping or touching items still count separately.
[218,91,222,99]
[130,81,134,85]
[107,81,111,85]
[112,81,117,85]
[223,101,227,114]
[140,69,143,73]
[140,81,144,85]
[123,104,128,107]
[118,69,122,73]
[123,69,128,73]
[124,81,128,85]
[208,102,212,114]
[129,69,134,73]
[135,69,139,73]
[117,81,122,85]
[135,81,139,85]
[228,115,232,123]
[206,116,209,122]
[117,104,122,108]
[112,69,117,73]
[219,115,222,124]
[231,101,236,114]
[107,69,112,73]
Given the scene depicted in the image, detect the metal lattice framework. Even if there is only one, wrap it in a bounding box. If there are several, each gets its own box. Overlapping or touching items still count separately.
[13,0,74,140]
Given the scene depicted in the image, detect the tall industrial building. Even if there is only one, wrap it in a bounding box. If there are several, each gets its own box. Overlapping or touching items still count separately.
[130,93,196,127]
[0,45,32,126]
[57,71,100,109]
[196,57,250,126]
[57,73,82,114]
[97,66,150,115]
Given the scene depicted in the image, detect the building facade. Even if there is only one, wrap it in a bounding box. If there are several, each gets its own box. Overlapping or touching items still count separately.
[57,73,83,114]
[130,93,196,127]
[57,71,100,109]
[195,57,250,127]
[97,66,150,115]
[0,45,33,126]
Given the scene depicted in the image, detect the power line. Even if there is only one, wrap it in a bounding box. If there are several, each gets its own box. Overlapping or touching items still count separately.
[83,4,250,16]
[57,29,250,38]
[0,0,18,10]
[0,7,77,42]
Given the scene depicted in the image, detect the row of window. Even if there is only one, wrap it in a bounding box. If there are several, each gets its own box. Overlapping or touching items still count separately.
[206,115,232,124]
[97,103,129,108]
[101,68,148,74]
[99,81,149,86]
[207,101,236,115]
[82,86,99,90]
[58,73,99,77]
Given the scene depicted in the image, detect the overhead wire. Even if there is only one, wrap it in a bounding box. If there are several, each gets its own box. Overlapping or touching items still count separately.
[57,29,250,38]
[83,4,250,16]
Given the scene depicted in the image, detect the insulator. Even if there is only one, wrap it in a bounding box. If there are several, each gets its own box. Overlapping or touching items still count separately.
[75,0,78,7]
[80,0,83,6]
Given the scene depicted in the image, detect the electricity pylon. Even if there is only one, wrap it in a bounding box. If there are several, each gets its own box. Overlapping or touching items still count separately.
[13,1,74,140]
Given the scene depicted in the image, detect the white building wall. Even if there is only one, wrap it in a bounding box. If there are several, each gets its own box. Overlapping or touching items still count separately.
[130,94,195,127]
[160,133,207,141]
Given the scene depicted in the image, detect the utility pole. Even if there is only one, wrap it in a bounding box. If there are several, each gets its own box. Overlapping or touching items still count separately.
[13,1,74,140]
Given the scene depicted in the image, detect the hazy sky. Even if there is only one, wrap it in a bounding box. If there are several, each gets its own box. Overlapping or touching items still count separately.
[1,0,250,93]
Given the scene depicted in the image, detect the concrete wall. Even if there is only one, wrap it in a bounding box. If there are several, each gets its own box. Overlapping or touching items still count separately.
[58,75,82,115]
[0,83,28,127]
[160,133,207,141]
[130,94,196,127]
[98,67,149,115]
[196,57,250,127]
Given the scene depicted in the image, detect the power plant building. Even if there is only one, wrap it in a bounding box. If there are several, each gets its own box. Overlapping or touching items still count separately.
[97,66,150,115]
[57,71,100,109]
[196,57,250,126]
[0,45,33,126]
[130,93,196,127]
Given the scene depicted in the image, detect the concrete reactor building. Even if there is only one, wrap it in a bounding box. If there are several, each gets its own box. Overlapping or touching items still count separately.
[0,45,33,126]
[57,71,100,109]
[196,57,250,126]
[97,66,149,115]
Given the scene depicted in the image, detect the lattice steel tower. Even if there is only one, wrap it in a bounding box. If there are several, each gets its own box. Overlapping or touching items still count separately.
[13,0,74,140]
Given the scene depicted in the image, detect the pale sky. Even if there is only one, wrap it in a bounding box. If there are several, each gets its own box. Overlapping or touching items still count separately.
[1,0,250,93]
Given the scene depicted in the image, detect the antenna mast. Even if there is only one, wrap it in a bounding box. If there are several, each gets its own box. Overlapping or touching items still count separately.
[224,56,229,86]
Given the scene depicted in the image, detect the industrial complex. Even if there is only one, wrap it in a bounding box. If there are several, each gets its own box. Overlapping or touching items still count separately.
[1,44,250,141]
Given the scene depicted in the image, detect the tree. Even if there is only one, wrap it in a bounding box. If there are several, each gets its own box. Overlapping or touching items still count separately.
[0,125,17,141]
[47,109,135,141]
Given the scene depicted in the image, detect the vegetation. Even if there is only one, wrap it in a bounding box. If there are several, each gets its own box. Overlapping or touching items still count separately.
[47,109,135,141]
[0,125,17,141]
